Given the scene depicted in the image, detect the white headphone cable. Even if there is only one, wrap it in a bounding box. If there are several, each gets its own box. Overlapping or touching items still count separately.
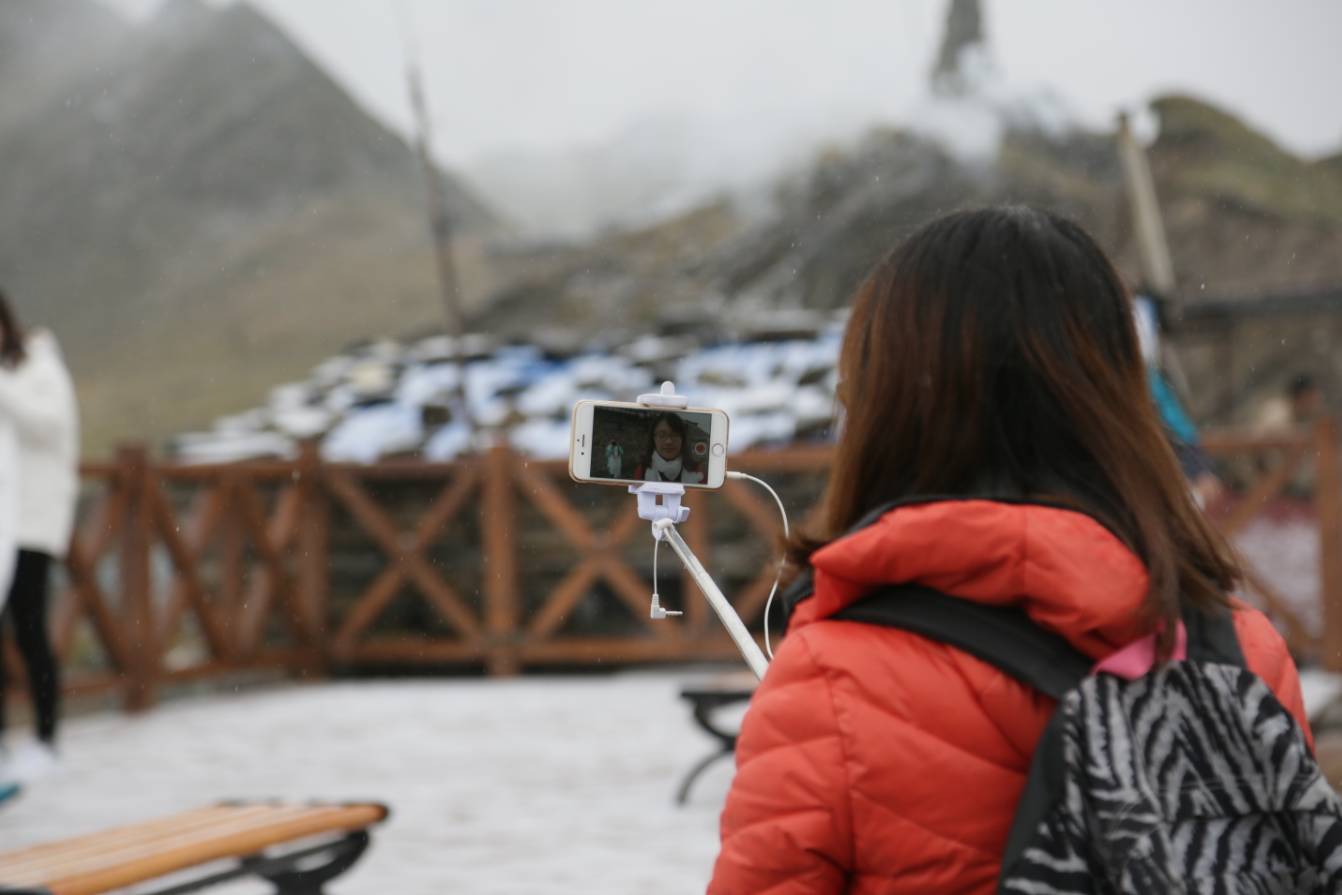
[726,470,790,659]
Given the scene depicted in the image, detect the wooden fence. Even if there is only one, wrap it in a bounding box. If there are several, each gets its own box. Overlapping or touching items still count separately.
[9,422,1342,712]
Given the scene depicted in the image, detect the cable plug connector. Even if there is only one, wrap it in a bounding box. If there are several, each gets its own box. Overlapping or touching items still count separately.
[650,592,683,620]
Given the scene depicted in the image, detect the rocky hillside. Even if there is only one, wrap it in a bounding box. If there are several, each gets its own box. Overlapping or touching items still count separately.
[0,0,496,453]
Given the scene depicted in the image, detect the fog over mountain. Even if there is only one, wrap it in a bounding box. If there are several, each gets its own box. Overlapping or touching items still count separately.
[102,0,1342,237]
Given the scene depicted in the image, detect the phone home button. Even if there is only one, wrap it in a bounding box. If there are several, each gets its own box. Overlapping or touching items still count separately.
[711,443,725,457]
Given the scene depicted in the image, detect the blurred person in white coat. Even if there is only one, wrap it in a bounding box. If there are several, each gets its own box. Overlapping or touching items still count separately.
[0,291,78,783]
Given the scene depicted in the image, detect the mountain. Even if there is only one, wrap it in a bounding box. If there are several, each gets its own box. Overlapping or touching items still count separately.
[0,0,497,453]
[0,0,126,98]
[473,94,1342,338]
[1143,95,1342,298]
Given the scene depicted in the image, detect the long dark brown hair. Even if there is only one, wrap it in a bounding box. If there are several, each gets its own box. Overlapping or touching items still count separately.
[791,206,1237,653]
[0,288,26,368]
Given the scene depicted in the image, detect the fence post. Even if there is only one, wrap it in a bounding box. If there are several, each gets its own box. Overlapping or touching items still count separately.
[296,440,329,676]
[1315,418,1342,672]
[118,445,158,712]
[482,445,520,675]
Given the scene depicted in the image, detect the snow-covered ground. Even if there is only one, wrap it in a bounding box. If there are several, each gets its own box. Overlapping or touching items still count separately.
[5,663,1338,894]
[0,673,741,894]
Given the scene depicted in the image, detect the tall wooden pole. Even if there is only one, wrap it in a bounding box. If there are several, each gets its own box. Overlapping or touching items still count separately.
[1117,109,1197,401]
[407,55,466,340]
[1117,111,1177,306]
[402,21,476,432]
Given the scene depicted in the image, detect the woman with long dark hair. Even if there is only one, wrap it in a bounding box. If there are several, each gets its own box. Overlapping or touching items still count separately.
[0,290,79,783]
[708,208,1310,893]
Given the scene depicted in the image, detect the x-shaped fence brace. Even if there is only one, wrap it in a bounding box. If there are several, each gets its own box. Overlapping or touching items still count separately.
[55,471,132,682]
[1203,421,1342,665]
[326,462,483,661]
[44,460,323,705]
[1213,443,1314,652]
[147,472,316,665]
[511,460,662,643]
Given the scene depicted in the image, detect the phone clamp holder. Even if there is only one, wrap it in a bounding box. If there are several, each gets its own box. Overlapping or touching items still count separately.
[628,381,769,679]
[636,380,690,409]
[629,481,689,526]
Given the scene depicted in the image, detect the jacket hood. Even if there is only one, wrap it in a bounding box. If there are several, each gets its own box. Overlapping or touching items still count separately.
[791,499,1152,658]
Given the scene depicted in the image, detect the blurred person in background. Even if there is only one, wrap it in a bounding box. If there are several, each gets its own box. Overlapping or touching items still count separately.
[709,208,1310,894]
[0,394,17,805]
[1253,373,1323,437]
[1250,372,1325,498]
[605,438,623,478]
[0,290,79,785]
[1134,293,1225,508]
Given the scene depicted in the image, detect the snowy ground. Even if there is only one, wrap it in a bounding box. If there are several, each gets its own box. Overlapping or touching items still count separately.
[5,651,1338,895]
[0,673,742,894]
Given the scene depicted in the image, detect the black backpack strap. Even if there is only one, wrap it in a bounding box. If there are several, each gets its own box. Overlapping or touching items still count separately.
[1182,603,1246,667]
[833,584,1092,700]
[778,568,815,624]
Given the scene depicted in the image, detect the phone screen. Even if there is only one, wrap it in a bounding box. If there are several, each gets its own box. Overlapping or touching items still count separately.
[590,405,716,485]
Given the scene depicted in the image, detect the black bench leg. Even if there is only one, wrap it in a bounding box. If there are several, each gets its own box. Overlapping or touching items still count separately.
[248,831,371,895]
[676,748,734,805]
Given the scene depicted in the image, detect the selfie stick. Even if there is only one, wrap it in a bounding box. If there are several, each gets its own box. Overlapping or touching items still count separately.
[630,382,770,680]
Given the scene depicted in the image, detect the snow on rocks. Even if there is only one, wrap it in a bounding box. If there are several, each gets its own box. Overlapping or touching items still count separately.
[168,315,845,464]
[171,431,297,465]
[322,403,424,464]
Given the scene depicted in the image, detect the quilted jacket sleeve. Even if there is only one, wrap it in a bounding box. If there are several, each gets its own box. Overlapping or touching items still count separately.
[1233,603,1314,751]
[708,631,854,895]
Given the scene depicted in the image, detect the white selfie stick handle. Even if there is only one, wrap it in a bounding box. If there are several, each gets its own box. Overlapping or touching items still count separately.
[653,519,770,680]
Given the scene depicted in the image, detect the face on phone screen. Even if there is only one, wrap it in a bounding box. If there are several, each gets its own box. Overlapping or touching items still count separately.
[570,401,728,488]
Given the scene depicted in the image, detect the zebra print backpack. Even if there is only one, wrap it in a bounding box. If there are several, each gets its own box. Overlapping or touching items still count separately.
[836,584,1342,894]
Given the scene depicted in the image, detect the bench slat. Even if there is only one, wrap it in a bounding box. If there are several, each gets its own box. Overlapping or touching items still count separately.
[0,806,310,878]
[0,803,388,895]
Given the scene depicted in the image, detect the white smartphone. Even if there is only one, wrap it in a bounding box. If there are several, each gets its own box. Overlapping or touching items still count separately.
[570,400,730,489]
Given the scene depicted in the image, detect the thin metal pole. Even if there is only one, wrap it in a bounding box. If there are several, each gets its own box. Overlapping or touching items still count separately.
[655,521,769,680]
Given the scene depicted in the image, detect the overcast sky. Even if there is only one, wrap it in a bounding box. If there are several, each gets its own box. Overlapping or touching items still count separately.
[103,0,1342,166]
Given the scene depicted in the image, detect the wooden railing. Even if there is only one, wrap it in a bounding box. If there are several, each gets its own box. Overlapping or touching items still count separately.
[11,423,1342,711]
[1202,419,1342,667]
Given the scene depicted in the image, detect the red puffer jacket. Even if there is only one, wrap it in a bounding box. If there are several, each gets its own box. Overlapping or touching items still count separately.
[708,500,1312,895]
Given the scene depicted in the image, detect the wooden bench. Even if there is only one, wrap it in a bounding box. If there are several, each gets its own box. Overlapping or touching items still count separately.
[676,673,758,804]
[0,801,389,895]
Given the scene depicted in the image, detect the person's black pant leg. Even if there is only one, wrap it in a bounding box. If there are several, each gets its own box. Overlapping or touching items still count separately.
[1,550,59,743]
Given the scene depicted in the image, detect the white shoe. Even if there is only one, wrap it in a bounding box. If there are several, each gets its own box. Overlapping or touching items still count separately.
[4,741,59,783]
